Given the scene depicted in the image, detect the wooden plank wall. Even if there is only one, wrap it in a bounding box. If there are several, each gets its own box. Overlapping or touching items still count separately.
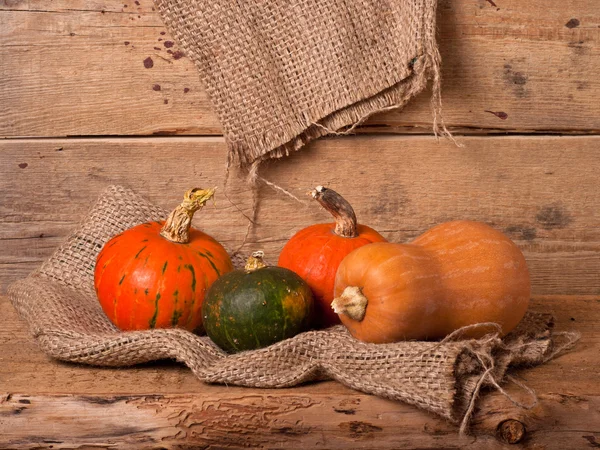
[1,0,599,296]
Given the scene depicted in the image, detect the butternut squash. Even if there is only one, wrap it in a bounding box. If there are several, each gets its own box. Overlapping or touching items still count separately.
[331,221,531,343]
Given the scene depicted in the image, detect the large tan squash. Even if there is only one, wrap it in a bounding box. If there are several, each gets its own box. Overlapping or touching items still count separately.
[332,221,531,343]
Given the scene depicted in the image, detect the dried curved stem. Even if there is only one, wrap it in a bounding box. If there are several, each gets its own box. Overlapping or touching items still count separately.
[160,187,216,244]
[311,186,358,238]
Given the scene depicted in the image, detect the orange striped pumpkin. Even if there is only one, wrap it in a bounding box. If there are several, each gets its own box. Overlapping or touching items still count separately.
[332,221,531,343]
[278,186,386,328]
[94,188,233,332]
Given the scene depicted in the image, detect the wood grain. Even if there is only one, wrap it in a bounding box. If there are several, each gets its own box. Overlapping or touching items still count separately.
[1,0,599,137]
[2,1,597,447]
[1,294,598,449]
[1,135,599,295]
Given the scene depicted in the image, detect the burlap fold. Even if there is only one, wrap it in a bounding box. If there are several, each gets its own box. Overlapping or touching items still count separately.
[153,0,444,166]
[8,186,576,431]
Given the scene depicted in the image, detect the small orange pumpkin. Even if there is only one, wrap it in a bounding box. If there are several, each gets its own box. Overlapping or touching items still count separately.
[94,188,233,332]
[332,221,531,343]
[278,186,386,328]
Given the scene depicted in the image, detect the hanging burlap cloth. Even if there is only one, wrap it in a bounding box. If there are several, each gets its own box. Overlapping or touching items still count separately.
[153,0,449,167]
[8,186,580,434]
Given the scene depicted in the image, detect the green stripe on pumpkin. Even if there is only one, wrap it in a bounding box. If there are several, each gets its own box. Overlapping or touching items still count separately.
[185,264,196,292]
[197,252,221,277]
[149,292,161,329]
[171,309,182,326]
[134,246,147,259]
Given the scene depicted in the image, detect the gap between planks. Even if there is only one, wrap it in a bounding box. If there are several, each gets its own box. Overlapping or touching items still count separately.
[2,129,600,140]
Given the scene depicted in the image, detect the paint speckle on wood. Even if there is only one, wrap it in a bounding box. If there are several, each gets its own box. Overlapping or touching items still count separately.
[18,163,28,169]
[153,84,161,91]
[164,41,174,48]
[183,88,190,94]
[565,18,580,29]
[143,57,154,69]
[172,51,185,60]
[484,110,508,120]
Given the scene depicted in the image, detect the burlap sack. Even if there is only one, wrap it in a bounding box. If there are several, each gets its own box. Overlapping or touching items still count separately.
[8,186,578,433]
[153,0,446,167]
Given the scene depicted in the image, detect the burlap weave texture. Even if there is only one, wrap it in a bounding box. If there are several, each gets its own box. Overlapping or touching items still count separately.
[8,186,572,430]
[153,0,441,166]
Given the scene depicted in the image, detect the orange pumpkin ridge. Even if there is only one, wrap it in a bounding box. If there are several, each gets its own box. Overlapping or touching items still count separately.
[278,186,386,328]
[94,188,233,332]
[332,221,531,343]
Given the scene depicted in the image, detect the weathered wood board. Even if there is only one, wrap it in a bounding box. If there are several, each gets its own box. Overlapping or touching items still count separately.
[1,0,599,137]
[1,135,599,295]
[1,294,597,448]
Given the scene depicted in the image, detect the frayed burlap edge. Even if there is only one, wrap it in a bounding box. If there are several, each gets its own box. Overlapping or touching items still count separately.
[7,185,580,434]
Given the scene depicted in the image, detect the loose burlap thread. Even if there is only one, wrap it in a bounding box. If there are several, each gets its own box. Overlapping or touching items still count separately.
[153,0,450,167]
[8,186,580,433]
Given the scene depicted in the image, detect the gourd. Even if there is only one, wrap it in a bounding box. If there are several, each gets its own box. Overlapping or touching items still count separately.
[94,188,233,332]
[278,186,386,328]
[202,252,314,353]
[332,221,531,343]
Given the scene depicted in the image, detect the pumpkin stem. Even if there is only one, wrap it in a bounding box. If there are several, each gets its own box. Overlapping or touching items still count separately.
[311,186,358,238]
[245,251,267,272]
[160,187,216,244]
[331,286,368,321]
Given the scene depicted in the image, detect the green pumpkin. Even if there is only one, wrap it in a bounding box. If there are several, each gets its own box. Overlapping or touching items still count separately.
[202,252,314,353]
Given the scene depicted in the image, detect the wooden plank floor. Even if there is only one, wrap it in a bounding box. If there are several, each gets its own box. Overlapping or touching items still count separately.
[1,0,599,448]
[1,294,598,449]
